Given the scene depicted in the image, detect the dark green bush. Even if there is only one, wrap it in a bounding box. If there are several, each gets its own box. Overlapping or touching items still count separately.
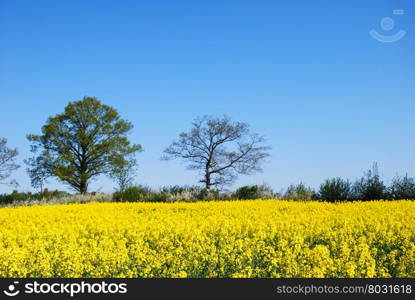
[113,185,222,202]
[390,175,415,200]
[196,188,220,201]
[319,178,351,202]
[0,189,70,205]
[233,185,259,199]
[160,185,200,195]
[113,185,153,202]
[113,185,172,202]
[233,184,274,200]
[41,189,71,200]
[148,192,170,203]
[283,183,314,201]
[351,163,388,201]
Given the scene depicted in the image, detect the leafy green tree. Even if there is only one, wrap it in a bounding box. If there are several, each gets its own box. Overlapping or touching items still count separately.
[109,154,138,192]
[27,96,141,194]
[319,177,351,202]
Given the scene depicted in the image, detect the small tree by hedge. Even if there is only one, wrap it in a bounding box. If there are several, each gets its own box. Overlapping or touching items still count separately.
[0,138,20,186]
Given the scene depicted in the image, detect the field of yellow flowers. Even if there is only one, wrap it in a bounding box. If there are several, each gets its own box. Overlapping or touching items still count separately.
[0,200,414,278]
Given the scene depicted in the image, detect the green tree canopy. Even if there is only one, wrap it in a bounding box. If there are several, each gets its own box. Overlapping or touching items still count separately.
[26,96,141,193]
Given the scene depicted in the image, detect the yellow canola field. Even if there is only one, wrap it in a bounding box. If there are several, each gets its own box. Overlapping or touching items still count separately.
[0,200,414,278]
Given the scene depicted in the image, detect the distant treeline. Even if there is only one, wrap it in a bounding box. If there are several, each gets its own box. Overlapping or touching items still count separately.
[0,97,414,204]
[1,164,414,205]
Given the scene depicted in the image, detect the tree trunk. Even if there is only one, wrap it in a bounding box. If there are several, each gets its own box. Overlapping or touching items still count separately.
[204,171,211,190]
[79,153,88,194]
[80,179,88,194]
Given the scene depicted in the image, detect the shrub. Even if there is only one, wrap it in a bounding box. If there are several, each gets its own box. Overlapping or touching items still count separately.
[0,192,112,208]
[148,192,170,203]
[233,185,259,199]
[160,185,202,202]
[40,189,71,200]
[160,185,197,195]
[0,190,27,204]
[390,175,415,200]
[0,189,70,205]
[352,163,388,201]
[113,185,153,202]
[233,184,274,200]
[319,178,352,202]
[113,185,223,203]
[196,188,220,201]
[283,183,314,201]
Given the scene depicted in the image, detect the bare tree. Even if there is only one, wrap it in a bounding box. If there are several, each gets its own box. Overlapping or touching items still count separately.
[162,116,270,189]
[0,138,20,186]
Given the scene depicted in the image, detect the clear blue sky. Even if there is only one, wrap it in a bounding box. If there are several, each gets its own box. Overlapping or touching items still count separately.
[1,0,414,193]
